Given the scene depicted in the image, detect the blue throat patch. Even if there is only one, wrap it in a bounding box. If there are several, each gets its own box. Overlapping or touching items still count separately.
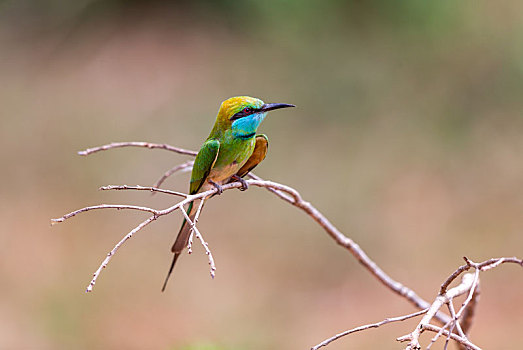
[232,112,267,139]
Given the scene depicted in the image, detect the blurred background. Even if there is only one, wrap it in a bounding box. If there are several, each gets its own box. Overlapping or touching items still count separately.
[1,0,522,349]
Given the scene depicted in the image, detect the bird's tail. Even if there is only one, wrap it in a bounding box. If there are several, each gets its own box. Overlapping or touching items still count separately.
[161,200,199,292]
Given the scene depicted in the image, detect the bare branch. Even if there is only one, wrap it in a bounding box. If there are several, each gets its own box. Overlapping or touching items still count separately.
[51,204,159,223]
[187,197,207,254]
[417,324,481,350]
[252,178,448,324]
[100,185,188,197]
[397,256,522,350]
[398,273,475,349]
[179,203,215,277]
[86,215,157,292]
[476,256,523,270]
[247,173,295,203]
[311,308,428,350]
[439,256,522,295]
[78,141,198,157]
[153,160,194,190]
[439,264,470,295]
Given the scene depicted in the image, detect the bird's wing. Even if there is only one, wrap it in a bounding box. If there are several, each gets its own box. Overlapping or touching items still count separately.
[189,139,220,194]
[235,134,268,178]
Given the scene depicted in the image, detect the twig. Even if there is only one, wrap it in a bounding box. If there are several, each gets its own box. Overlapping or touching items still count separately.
[178,204,216,277]
[78,141,197,157]
[418,324,481,350]
[53,180,301,290]
[51,204,159,223]
[54,192,201,291]
[86,215,158,292]
[100,185,188,197]
[439,256,522,295]
[153,160,194,190]
[398,256,522,350]
[187,197,207,254]
[398,273,476,349]
[426,319,452,350]
[311,308,428,350]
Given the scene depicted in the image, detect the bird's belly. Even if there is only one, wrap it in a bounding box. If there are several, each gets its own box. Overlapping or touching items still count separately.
[207,161,243,184]
[205,137,255,187]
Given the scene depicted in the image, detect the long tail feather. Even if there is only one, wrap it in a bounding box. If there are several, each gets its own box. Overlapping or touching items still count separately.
[161,253,181,292]
[161,201,197,291]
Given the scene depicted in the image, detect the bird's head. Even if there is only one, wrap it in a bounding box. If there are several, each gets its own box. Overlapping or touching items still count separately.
[216,96,294,138]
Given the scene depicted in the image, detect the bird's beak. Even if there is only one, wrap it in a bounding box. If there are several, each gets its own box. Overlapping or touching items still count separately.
[261,103,296,112]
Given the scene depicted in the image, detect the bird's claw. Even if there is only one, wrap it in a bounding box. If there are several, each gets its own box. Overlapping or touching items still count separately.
[209,180,223,195]
[232,175,249,191]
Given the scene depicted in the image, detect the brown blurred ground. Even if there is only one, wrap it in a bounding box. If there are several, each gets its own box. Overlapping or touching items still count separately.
[0,1,522,349]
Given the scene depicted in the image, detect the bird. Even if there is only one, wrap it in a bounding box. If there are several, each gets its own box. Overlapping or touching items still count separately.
[161,96,295,291]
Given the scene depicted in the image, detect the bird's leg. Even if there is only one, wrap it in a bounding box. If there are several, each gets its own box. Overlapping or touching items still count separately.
[231,175,249,191]
[208,179,223,195]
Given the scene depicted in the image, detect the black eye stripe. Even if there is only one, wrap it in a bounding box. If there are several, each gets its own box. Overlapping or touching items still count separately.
[230,107,259,121]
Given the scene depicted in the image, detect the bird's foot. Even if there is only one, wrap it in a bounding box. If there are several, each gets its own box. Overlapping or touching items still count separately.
[232,175,249,191]
[208,179,224,195]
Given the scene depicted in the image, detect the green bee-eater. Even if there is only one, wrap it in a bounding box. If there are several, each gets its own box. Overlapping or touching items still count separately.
[162,96,295,291]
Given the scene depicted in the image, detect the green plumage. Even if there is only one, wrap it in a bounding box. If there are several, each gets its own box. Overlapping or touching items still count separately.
[161,96,294,291]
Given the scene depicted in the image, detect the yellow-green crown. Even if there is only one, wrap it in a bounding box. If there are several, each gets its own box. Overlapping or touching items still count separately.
[218,96,265,121]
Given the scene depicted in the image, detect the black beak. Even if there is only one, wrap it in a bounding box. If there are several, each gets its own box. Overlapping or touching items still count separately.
[261,103,296,112]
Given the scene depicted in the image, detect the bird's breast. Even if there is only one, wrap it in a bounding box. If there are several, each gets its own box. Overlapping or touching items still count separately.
[207,137,255,185]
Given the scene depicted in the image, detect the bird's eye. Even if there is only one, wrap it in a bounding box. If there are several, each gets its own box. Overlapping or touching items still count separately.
[243,107,253,114]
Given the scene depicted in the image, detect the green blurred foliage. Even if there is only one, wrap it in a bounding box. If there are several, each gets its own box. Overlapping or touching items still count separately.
[0,1,522,349]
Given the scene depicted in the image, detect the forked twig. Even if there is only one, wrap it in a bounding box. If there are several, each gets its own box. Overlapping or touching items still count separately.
[311,308,429,350]
[419,324,481,350]
[398,256,522,350]
[187,197,207,254]
[178,203,216,277]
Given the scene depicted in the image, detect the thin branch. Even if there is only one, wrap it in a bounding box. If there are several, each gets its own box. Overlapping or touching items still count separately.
[100,184,188,197]
[440,264,470,295]
[53,193,200,291]
[51,204,159,223]
[153,160,194,190]
[476,256,523,270]
[439,256,522,295]
[398,273,475,350]
[427,319,452,350]
[455,269,480,320]
[86,215,157,292]
[311,308,428,350]
[253,179,449,324]
[398,256,522,350]
[247,172,295,203]
[447,301,466,339]
[187,197,207,254]
[441,302,466,350]
[418,324,481,350]
[179,203,216,277]
[78,141,197,157]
